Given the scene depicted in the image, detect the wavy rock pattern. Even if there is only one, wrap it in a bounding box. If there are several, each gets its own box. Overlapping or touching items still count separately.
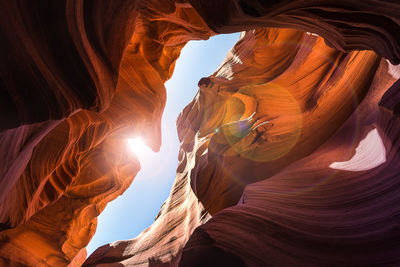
[84,163,210,266]
[85,27,399,267]
[188,0,400,64]
[179,29,382,215]
[179,36,400,265]
[0,0,399,266]
[1,1,212,266]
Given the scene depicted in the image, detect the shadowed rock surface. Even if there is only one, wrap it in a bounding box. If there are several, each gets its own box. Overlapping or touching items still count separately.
[188,0,400,64]
[1,1,212,265]
[0,0,399,266]
[178,31,400,266]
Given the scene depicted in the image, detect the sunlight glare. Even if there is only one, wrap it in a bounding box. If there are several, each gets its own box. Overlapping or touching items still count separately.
[127,137,155,162]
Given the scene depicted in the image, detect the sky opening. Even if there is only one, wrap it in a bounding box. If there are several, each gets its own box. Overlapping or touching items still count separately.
[86,33,240,255]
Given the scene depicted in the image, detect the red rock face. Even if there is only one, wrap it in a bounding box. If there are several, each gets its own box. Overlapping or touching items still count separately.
[178,28,383,215]
[1,0,399,266]
[0,1,212,265]
[178,31,400,266]
[187,0,400,64]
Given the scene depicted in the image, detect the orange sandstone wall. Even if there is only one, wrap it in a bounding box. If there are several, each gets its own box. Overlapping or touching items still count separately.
[1,0,399,266]
[178,30,400,266]
[0,1,212,266]
[85,27,400,266]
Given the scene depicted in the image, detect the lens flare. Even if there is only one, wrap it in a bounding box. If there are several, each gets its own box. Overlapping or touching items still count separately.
[224,83,303,162]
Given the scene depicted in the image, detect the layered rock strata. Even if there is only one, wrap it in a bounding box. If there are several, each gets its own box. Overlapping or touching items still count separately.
[179,31,400,266]
[1,0,399,266]
[0,1,212,265]
[188,0,400,64]
[85,26,399,266]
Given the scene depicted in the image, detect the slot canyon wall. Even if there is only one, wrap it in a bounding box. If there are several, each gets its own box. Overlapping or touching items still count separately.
[0,0,399,266]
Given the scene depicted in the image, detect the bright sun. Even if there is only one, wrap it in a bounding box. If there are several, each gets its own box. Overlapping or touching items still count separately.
[127,137,154,161]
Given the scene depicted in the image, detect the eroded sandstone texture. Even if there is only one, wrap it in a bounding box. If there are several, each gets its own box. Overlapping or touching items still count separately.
[1,0,399,266]
[0,1,212,266]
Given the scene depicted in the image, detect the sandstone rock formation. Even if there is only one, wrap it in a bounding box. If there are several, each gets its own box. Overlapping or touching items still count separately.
[178,31,400,266]
[188,0,400,64]
[1,0,399,266]
[85,27,400,266]
[1,1,212,265]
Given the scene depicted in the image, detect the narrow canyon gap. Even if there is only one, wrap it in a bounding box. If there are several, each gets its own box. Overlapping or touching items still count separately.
[0,1,399,266]
[86,34,240,255]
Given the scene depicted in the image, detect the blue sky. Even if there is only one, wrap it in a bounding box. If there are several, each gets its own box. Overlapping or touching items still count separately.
[86,33,240,255]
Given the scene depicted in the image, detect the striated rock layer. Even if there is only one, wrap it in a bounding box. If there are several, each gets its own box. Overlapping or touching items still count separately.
[1,0,400,266]
[188,0,400,64]
[1,0,212,266]
[178,30,400,266]
[86,27,400,266]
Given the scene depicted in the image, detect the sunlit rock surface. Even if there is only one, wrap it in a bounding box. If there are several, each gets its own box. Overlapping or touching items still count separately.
[178,31,400,266]
[1,0,399,266]
[84,164,210,266]
[188,0,400,64]
[179,28,383,215]
[0,1,212,266]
